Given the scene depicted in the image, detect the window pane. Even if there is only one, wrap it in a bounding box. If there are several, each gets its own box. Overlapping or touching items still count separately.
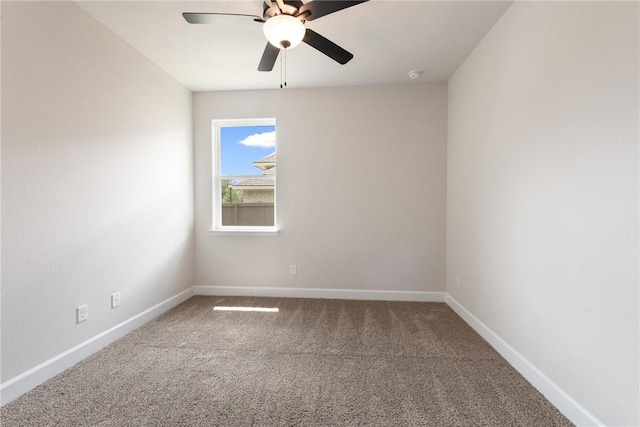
[214,119,277,231]
[221,178,275,227]
[220,125,276,176]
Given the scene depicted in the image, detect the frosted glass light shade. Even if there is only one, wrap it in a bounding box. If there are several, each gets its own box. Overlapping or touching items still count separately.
[263,15,305,49]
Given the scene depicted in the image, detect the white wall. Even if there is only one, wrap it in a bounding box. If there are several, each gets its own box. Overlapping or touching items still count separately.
[447,2,638,426]
[1,2,194,383]
[194,84,447,295]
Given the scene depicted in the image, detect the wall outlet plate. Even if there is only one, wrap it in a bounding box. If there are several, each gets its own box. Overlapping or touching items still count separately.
[77,305,88,323]
[111,292,120,309]
[290,265,297,275]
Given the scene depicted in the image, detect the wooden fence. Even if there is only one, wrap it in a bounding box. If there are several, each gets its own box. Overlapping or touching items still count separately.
[222,203,275,226]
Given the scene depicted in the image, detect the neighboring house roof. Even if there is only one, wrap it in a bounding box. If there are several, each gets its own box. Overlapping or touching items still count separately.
[233,154,275,190]
[253,152,275,171]
[232,179,273,190]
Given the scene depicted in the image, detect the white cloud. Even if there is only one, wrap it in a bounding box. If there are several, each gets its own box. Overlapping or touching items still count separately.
[238,131,276,148]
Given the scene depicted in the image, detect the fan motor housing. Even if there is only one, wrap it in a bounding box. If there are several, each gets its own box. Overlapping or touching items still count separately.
[263,0,304,20]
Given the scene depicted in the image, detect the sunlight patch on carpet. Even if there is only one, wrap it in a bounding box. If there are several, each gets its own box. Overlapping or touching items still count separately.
[213,306,279,312]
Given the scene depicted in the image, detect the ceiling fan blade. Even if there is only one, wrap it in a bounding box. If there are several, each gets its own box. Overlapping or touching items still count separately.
[258,43,280,71]
[303,29,353,64]
[298,1,369,21]
[182,12,262,25]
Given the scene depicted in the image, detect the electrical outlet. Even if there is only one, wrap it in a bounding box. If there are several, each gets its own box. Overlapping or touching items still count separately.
[77,305,88,323]
[111,292,120,309]
[290,265,297,275]
[456,275,461,288]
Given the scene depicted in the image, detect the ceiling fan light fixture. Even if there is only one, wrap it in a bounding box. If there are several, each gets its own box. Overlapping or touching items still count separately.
[263,14,305,49]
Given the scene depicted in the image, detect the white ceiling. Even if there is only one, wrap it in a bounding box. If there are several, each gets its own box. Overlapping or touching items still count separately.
[77,1,512,92]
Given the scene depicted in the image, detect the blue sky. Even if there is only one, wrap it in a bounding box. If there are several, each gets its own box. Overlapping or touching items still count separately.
[221,125,276,175]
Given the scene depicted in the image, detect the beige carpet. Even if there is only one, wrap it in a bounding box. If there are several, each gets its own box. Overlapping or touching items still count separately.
[1,296,572,426]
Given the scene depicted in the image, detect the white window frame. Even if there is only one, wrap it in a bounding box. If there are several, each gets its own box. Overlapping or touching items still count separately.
[211,118,278,236]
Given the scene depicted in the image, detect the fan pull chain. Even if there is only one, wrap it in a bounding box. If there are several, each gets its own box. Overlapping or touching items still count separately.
[280,49,283,89]
[279,49,288,89]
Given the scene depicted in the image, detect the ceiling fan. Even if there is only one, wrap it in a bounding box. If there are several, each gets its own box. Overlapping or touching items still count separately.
[183,0,369,72]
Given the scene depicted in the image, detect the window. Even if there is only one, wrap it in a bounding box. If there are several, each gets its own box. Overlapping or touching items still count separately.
[212,119,277,234]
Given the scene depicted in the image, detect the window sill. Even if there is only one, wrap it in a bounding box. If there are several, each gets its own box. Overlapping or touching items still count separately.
[209,228,279,237]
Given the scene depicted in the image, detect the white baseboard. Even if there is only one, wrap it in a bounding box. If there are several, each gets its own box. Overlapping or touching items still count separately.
[195,285,446,302]
[0,287,195,406]
[445,294,603,427]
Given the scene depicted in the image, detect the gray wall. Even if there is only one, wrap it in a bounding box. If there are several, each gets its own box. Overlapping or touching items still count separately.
[1,2,195,383]
[447,2,639,425]
[194,84,447,293]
